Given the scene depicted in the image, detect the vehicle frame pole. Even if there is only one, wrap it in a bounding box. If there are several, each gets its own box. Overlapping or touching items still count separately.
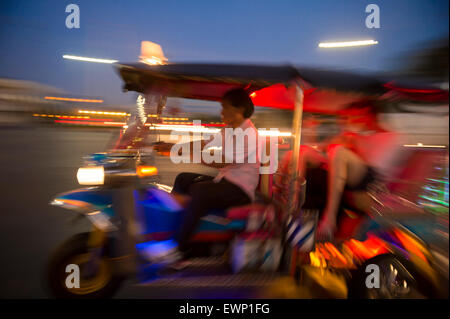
[287,79,304,217]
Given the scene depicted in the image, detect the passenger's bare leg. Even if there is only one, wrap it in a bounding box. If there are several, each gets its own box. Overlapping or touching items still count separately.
[317,146,368,240]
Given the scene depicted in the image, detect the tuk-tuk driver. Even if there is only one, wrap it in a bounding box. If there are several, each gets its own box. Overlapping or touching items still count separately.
[155,88,260,267]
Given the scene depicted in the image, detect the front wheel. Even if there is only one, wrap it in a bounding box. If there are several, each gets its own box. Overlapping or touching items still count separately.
[46,233,124,298]
[347,254,434,299]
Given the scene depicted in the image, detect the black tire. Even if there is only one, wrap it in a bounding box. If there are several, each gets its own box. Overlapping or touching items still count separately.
[347,254,436,299]
[278,242,293,274]
[46,232,124,299]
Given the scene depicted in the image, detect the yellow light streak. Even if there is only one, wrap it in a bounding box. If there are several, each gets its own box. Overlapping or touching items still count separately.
[78,110,129,116]
[45,96,103,103]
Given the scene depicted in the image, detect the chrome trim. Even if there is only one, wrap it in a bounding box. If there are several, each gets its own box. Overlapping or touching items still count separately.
[151,183,173,193]
[85,211,118,232]
[49,198,91,214]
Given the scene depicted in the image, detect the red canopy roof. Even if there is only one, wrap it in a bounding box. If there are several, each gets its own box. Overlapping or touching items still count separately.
[250,84,372,114]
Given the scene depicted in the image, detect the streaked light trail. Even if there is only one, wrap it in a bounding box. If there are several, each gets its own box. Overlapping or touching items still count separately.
[78,110,128,116]
[318,40,378,48]
[62,54,118,64]
[45,97,104,103]
[404,143,446,148]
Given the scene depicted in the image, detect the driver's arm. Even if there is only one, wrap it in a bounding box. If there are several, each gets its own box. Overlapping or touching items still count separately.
[154,137,232,168]
[153,140,207,155]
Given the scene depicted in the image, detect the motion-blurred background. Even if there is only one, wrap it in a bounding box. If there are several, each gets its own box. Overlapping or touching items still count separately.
[0,0,448,298]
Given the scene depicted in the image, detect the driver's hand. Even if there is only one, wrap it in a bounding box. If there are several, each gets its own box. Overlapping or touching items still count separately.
[153,142,174,154]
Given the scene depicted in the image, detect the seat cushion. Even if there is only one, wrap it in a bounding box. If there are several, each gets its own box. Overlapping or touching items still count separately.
[226,203,267,220]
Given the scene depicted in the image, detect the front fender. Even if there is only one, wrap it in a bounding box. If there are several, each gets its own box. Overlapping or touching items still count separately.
[50,187,117,231]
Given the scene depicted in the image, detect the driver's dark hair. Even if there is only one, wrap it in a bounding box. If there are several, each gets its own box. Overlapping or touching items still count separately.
[222,88,254,118]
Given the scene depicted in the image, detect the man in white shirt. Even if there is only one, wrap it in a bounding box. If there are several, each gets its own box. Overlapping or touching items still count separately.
[161,88,260,265]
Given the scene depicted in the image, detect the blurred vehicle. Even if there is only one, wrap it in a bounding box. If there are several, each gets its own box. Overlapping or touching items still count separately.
[45,62,448,298]
[289,145,448,298]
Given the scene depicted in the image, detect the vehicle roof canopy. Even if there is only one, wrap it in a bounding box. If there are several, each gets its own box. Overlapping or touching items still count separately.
[116,62,448,114]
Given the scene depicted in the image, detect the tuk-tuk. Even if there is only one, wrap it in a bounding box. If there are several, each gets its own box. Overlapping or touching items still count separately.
[46,61,449,298]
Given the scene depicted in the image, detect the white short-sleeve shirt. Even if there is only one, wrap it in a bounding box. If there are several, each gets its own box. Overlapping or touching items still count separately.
[208,119,260,201]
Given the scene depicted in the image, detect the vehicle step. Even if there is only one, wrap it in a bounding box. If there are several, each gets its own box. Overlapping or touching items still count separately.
[137,273,280,288]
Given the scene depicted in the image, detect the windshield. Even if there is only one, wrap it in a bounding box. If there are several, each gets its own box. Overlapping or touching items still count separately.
[111,93,166,150]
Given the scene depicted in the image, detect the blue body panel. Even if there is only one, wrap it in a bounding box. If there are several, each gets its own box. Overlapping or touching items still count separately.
[54,186,246,237]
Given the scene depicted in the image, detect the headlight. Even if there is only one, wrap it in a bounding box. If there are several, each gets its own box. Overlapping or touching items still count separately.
[77,166,105,185]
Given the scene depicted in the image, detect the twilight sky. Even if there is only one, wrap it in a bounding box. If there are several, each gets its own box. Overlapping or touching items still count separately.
[0,0,448,106]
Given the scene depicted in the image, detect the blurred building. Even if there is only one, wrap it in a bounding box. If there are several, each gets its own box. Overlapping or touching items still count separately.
[0,78,131,125]
[0,78,65,114]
